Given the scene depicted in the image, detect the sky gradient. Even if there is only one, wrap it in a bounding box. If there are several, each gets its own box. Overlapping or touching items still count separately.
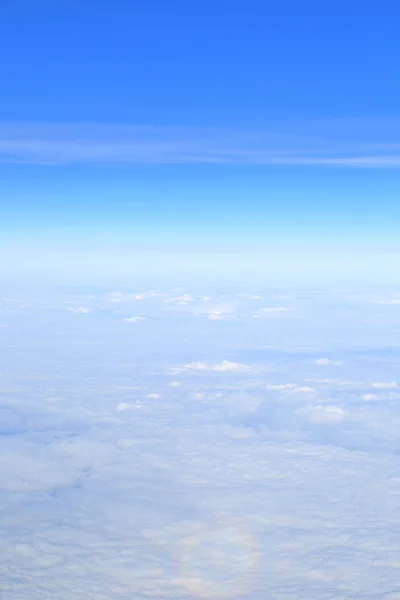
[4,5,400,599]
[1,0,400,281]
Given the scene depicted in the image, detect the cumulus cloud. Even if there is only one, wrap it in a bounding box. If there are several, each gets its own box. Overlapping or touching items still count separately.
[306,404,345,424]
[124,316,147,322]
[362,393,379,401]
[105,290,161,303]
[67,306,92,314]
[315,358,343,365]
[206,306,237,320]
[371,381,398,389]
[117,401,141,410]
[207,312,224,320]
[265,383,316,393]
[168,360,253,375]
[164,294,196,305]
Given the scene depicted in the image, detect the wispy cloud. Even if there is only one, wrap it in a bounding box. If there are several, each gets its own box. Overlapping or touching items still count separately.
[1,120,400,167]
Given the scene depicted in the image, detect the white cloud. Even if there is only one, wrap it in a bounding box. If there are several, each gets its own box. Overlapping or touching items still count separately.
[124,316,147,322]
[362,394,378,401]
[191,300,239,321]
[258,306,290,313]
[105,291,160,302]
[371,381,398,389]
[117,402,131,410]
[307,404,345,423]
[265,383,316,393]
[206,307,236,320]
[117,401,141,410]
[315,358,343,366]
[67,306,92,313]
[207,312,224,320]
[2,120,400,168]
[4,282,400,599]
[169,360,253,375]
[164,294,196,305]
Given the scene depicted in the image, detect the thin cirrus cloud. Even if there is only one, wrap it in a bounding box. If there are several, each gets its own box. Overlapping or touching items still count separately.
[1,120,400,167]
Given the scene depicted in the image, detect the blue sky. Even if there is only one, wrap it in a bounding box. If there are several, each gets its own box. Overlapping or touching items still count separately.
[1,0,400,280]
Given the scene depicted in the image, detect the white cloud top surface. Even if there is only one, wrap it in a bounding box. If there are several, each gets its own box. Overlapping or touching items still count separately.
[1,282,400,598]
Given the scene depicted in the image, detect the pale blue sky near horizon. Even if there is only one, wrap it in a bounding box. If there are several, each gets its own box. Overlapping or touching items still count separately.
[1,0,400,280]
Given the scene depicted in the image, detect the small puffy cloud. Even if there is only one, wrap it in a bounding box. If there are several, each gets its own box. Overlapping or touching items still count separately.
[105,290,161,303]
[164,294,196,305]
[371,381,398,389]
[265,383,315,393]
[168,381,181,387]
[67,306,92,314]
[117,402,141,410]
[195,302,238,321]
[203,360,248,372]
[117,402,131,411]
[208,313,224,320]
[124,316,147,322]
[168,360,253,375]
[362,393,378,401]
[375,299,400,305]
[188,360,251,372]
[206,307,234,320]
[315,358,342,366]
[111,290,161,301]
[265,384,296,391]
[307,404,345,424]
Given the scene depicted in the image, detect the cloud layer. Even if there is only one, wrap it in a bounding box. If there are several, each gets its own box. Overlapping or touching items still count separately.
[2,281,400,598]
[2,120,400,167]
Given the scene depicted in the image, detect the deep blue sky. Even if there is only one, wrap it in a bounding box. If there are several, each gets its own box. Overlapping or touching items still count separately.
[1,0,399,121]
[1,0,400,280]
